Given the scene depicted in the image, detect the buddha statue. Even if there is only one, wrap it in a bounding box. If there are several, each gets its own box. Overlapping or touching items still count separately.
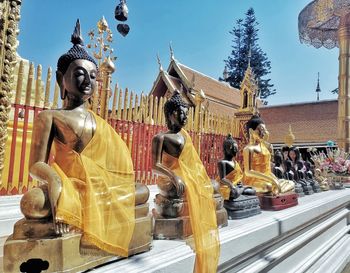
[295,160,315,195]
[4,20,152,273]
[152,90,224,273]
[304,160,322,192]
[217,134,261,219]
[283,159,304,197]
[243,115,298,210]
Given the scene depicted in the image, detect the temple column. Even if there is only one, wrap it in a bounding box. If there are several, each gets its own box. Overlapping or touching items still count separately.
[337,13,350,152]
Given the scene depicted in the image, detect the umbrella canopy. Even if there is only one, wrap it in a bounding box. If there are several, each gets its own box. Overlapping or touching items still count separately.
[298,0,350,49]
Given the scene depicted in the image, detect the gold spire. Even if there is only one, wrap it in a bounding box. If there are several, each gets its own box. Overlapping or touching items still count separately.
[284,124,295,147]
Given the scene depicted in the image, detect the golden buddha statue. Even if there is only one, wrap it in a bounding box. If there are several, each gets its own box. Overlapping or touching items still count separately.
[152,90,224,273]
[243,115,298,210]
[4,20,151,273]
[216,134,261,219]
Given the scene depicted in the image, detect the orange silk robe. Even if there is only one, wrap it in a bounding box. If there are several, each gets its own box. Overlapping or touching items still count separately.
[52,110,135,257]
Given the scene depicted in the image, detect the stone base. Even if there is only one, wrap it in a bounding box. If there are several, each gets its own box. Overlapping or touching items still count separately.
[3,213,152,273]
[301,184,314,195]
[294,183,305,197]
[153,207,227,240]
[258,193,298,211]
[223,195,261,220]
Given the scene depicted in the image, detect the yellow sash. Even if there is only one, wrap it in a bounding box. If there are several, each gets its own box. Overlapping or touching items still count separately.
[173,129,220,273]
[52,110,135,257]
[218,161,243,200]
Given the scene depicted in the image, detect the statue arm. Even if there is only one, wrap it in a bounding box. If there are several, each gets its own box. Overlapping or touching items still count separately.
[29,111,65,234]
[217,161,235,188]
[152,134,184,195]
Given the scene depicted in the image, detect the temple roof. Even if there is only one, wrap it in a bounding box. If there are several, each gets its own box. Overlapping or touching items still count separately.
[150,57,241,116]
[259,99,337,147]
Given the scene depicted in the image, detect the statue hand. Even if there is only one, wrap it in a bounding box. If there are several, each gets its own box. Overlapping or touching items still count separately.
[173,176,185,197]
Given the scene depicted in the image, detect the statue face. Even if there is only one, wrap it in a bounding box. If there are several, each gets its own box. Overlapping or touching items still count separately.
[169,106,188,129]
[224,142,238,157]
[253,123,268,140]
[62,59,97,101]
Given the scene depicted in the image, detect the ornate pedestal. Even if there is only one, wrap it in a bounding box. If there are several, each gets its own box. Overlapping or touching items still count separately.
[153,192,227,240]
[3,203,152,273]
[258,193,298,211]
[223,195,261,220]
[294,183,305,197]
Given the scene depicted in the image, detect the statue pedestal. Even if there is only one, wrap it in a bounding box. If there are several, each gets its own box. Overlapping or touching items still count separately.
[223,195,261,220]
[3,205,152,273]
[153,192,227,240]
[258,193,298,211]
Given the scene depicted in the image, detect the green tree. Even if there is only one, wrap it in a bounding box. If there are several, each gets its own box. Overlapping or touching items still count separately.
[221,8,275,101]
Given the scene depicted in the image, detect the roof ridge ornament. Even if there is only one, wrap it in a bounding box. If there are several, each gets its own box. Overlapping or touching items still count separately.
[157,53,163,71]
[169,42,175,60]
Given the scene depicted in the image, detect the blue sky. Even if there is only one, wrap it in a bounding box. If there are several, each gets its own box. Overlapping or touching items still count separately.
[18,0,339,105]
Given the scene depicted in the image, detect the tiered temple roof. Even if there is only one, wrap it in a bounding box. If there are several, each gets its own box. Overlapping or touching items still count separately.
[150,55,241,115]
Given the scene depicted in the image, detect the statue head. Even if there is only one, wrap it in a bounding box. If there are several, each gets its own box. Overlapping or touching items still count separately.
[164,90,189,131]
[274,150,283,166]
[56,20,98,106]
[223,134,238,159]
[246,114,268,142]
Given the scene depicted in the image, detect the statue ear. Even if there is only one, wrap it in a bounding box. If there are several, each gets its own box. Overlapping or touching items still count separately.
[56,71,66,100]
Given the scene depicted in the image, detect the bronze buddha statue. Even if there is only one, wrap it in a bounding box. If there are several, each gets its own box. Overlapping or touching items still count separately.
[304,160,322,192]
[217,134,261,219]
[243,115,298,210]
[288,146,314,195]
[283,159,305,197]
[4,20,151,273]
[152,90,224,273]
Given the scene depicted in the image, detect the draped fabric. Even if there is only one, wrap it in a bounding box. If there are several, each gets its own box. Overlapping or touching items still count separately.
[218,161,243,200]
[52,110,135,257]
[243,143,294,194]
[172,129,220,273]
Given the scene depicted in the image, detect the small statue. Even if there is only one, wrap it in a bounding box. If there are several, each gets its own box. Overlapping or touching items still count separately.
[295,160,315,195]
[314,168,331,191]
[152,90,223,273]
[304,160,322,192]
[243,115,298,210]
[217,134,261,219]
[283,159,305,197]
[4,20,151,273]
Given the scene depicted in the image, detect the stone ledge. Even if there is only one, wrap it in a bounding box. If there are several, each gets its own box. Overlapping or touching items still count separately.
[1,188,350,272]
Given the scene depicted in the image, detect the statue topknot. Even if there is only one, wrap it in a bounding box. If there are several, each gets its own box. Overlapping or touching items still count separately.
[57,19,98,75]
[164,89,188,119]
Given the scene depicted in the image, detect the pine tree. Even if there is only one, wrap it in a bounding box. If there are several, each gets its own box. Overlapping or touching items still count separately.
[221,8,276,101]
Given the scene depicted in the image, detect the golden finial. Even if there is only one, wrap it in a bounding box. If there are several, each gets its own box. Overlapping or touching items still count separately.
[88,16,116,67]
[284,124,295,147]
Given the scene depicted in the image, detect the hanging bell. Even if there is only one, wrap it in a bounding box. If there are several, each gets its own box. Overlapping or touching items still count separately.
[115,0,128,22]
[117,24,130,37]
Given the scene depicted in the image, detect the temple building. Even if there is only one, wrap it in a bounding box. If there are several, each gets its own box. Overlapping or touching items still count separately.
[149,51,241,115]
[260,99,338,150]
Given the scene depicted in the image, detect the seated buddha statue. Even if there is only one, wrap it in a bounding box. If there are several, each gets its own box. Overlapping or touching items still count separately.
[152,90,224,273]
[304,160,322,192]
[216,134,261,219]
[243,115,298,210]
[295,160,315,195]
[283,159,304,197]
[4,20,151,273]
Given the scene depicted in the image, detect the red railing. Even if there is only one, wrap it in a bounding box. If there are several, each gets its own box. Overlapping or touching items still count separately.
[0,104,231,195]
